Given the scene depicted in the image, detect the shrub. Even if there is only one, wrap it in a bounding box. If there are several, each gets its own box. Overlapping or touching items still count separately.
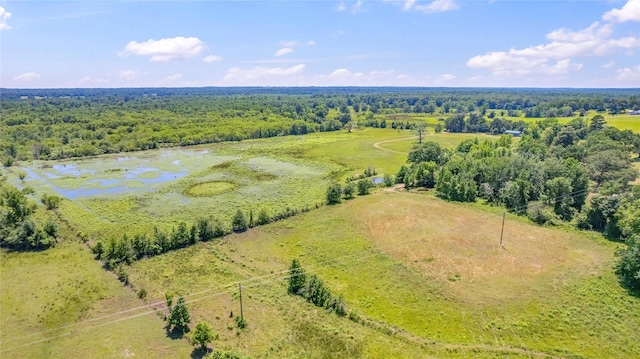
[232,210,248,232]
[343,182,355,199]
[257,207,270,225]
[191,321,217,351]
[92,241,104,259]
[383,174,394,187]
[527,204,560,225]
[357,179,371,195]
[235,316,247,329]
[326,183,342,204]
[115,265,129,285]
[41,194,62,210]
[43,220,58,238]
[616,235,640,292]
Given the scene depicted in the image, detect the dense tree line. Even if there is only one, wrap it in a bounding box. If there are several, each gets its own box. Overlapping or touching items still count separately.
[93,219,227,269]
[398,115,640,291]
[2,88,638,162]
[92,205,312,268]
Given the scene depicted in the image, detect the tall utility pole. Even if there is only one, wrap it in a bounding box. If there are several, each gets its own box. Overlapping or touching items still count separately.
[238,282,244,321]
[499,212,506,246]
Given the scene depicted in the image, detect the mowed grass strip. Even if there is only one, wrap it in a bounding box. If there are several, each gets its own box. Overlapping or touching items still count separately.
[127,190,640,358]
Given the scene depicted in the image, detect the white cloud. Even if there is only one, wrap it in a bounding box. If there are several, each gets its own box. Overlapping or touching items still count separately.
[79,76,111,85]
[223,64,305,82]
[603,0,640,23]
[274,47,295,57]
[280,40,298,47]
[120,37,205,62]
[546,22,612,43]
[398,0,458,13]
[539,59,583,75]
[417,0,458,13]
[203,55,223,63]
[337,2,347,11]
[353,0,365,13]
[332,30,346,36]
[602,61,615,68]
[0,6,11,30]
[13,72,41,81]
[307,40,316,46]
[467,22,639,76]
[438,73,456,81]
[166,74,183,81]
[119,70,139,80]
[314,68,420,86]
[329,68,364,78]
[616,65,640,81]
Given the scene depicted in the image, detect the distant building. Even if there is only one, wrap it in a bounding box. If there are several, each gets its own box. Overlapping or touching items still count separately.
[628,110,640,116]
[504,130,522,137]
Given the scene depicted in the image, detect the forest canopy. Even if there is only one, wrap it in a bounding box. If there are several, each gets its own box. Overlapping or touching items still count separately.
[1,87,639,162]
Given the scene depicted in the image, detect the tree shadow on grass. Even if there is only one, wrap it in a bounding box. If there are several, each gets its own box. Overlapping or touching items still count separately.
[165,326,187,340]
[191,347,212,359]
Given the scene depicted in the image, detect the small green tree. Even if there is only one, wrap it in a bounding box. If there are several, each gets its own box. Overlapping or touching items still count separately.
[589,114,606,132]
[288,258,306,295]
[257,207,270,225]
[41,194,62,210]
[191,321,217,351]
[343,182,355,199]
[357,179,371,195]
[383,174,394,187]
[167,295,191,334]
[326,183,342,204]
[232,209,248,232]
[415,122,428,143]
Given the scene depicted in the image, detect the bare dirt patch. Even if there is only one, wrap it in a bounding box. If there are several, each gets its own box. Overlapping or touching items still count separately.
[352,193,610,304]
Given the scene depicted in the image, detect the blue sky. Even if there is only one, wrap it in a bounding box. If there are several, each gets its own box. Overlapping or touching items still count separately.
[1,0,639,88]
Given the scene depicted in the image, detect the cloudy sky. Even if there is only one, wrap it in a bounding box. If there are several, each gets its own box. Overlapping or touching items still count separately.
[1,0,639,88]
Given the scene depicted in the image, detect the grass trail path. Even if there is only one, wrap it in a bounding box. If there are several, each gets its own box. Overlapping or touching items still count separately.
[372,136,417,154]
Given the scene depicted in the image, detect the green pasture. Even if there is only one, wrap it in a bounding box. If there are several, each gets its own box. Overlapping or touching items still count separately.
[376,132,499,154]
[3,125,639,359]
[499,111,640,133]
[0,225,191,358]
[603,113,640,132]
[124,191,640,359]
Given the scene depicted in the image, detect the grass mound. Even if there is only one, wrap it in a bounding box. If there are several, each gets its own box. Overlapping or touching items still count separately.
[185,181,237,197]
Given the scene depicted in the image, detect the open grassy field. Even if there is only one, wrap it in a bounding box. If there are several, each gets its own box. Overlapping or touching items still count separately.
[0,224,192,358]
[120,191,640,358]
[501,112,640,133]
[375,132,499,154]
[3,126,639,358]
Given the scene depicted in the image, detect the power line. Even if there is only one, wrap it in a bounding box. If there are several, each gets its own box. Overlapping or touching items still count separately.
[0,187,584,352]
[0,209,499,352]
